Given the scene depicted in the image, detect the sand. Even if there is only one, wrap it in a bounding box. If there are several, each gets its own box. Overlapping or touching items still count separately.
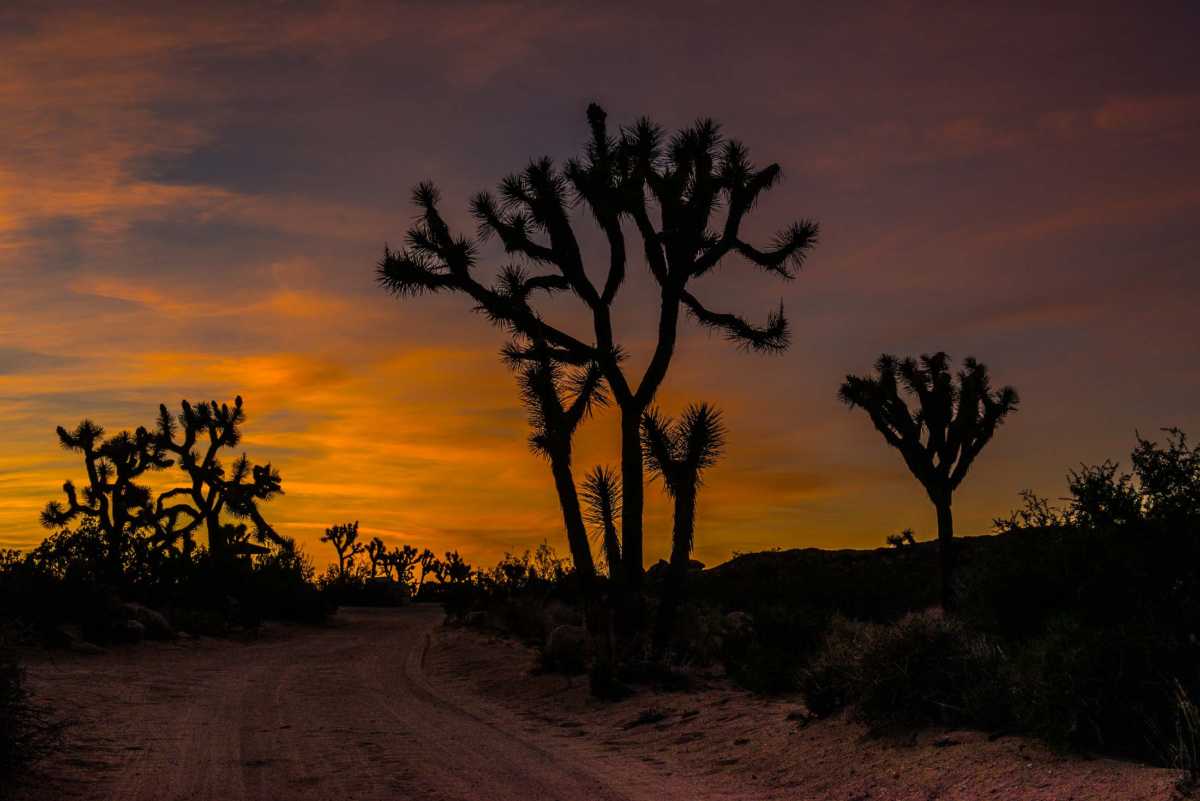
[14,606,1181,800]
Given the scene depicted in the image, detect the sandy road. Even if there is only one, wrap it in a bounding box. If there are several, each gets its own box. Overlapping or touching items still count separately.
[21,607,711,801]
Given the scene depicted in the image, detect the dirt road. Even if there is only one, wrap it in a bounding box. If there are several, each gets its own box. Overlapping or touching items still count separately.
[20,606,1178,801]
[21,607,713,801]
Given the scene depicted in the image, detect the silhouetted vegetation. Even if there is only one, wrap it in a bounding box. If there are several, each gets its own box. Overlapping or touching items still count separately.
[840,353,1018,609]
[506,340,607,617]
[641,403,726,656]
[377,102,818,604]
[682,427,1200,768]
[1,397,328,651]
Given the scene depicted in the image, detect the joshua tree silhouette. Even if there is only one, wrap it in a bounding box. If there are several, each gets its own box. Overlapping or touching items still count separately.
[414,548,439,595]
[322,521,363,579]
[383,544,420,586]
[839,353,1018,609]
[365,537,388,578]
[377,103,818,590]
[580,465,622,580]
[641,403,726,651]
[154,396,285,560]
[507,339,607,595]
[41,421,174,578]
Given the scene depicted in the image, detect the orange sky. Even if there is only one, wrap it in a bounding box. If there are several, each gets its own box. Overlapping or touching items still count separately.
[2,1,1198,569]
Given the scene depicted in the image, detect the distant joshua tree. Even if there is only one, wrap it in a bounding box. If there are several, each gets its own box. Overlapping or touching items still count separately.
[43,396,284,571]
[377,103,818,590]
[440,550,472,584]
[365,536,388,578]
[322,521,363,579]
[414,548,440,596]
[839,353,1018,610]
[383,544,420,586]
[886,528,918,549]
[41,421,173,578]
[507,339,607,596]
[641,403,726,651]
[154,396,285,559]
[580,466,622,580]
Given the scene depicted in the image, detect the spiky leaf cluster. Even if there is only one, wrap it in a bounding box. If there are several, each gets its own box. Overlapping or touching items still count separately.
[838,353,1019,499]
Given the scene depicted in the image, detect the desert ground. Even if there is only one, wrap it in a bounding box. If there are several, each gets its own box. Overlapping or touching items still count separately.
[16,607,1179,801]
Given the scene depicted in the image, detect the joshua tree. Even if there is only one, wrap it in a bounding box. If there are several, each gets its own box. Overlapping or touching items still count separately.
[383,544,420,586]
[440,550,472,584]
[508,339,607,595]
[322,521,363,579]
[377,103,818,590]
[365,536,388,578]
[581,466,622,580]
[154,396,285,559]
[414,548,440,596]
[42,421,177,578]
[641,403,726,651]
[839,353,1019,609]
[886,528,918,548]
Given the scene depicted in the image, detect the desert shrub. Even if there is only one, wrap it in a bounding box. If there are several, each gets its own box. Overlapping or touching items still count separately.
[800,610,1009,728]
[1009,617,1196,758]
[724,603,829,694]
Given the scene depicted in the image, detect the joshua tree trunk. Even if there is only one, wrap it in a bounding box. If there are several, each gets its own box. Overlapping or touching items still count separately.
[547,454,596,595]
[934,495,955,611]
[653,487,696,655]
[619,409,645,588]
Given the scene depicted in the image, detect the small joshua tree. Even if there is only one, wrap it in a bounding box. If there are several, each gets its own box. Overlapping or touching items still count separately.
[414,548,440,596]
[641,403,726,651]
[383,544,419,587]
[839,353,1018,610]
[365,537,388,578]
[508,339,607,596]
[321,521,363,579]
[581,466,622,580]
[440,550,472,584]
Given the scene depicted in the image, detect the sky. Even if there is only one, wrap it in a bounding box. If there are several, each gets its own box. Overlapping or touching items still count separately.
[2,1,1198,569]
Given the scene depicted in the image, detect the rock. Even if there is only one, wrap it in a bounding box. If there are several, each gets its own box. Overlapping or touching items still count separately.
[70,640,107,655]
[541,600,581,633]
[645,559,671,582]
[122,603,174,640]
[544,624,588,674]
[722,610,755,639]
[114,619,145,644]
[46,623,84,650]
[464,610,488,628]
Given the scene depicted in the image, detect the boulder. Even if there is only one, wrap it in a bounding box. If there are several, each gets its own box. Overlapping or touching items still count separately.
[122,603,174,640]
[113,619,146,644]
[722,610,755,642]
[544,624,588,674]
[46,623,84,650]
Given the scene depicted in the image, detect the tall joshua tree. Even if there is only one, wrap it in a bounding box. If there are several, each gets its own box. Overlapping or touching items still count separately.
[377,103,818,589]
[154,396,285,559]
[641,403,726,650]
[508,339,607,595]
[839,353,1019,610]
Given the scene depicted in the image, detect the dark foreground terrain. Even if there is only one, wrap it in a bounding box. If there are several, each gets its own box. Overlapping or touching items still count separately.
[15,607,1178,801]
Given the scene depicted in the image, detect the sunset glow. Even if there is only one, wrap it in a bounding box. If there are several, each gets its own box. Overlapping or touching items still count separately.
[3,1,1198,569]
